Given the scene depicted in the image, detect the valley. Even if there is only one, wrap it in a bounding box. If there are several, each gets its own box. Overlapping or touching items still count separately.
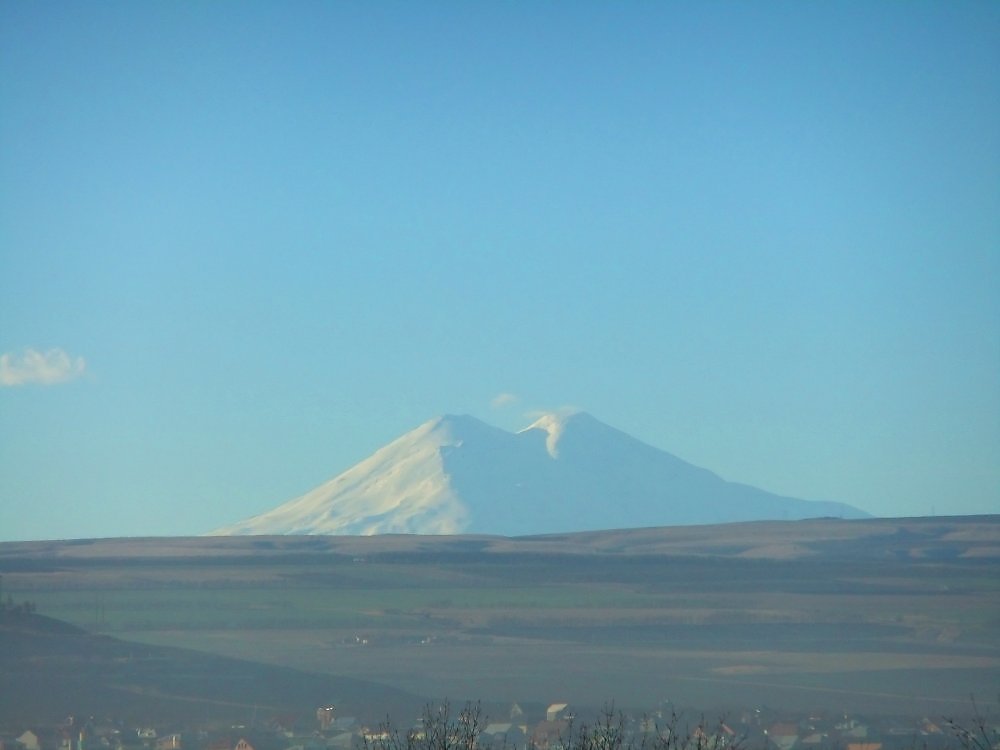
[2,516,998,718]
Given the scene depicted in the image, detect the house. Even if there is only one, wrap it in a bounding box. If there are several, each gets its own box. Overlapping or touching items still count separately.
[686,724,737,750]
[531,721,569,750]
[316,707,336,731]
[921,720,943,736]
[154,736,181,750]
[546,704,570,723]
[268,716,306,738]
[765,723,799,750]
[16,731,66,750]
[330,718,356,733]
[481,723,527,750]
[232,736,283,750]
[281,738,327,750]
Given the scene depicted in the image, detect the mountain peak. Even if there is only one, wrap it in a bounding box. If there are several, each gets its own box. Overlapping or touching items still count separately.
[413,414,496,444]
[211,410,871,537]
[523,409,591,429]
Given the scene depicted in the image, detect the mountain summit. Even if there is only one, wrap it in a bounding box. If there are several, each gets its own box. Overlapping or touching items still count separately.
[210,412,869,536]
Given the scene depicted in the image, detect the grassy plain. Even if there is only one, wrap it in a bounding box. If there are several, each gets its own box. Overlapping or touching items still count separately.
[2,516,998,717]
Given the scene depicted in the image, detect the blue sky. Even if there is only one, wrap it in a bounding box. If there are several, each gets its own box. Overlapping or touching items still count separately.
[1,1,997,541]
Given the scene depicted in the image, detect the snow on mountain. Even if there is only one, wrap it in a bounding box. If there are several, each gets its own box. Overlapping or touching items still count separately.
[211,415,485,535]
[210,411,870,537]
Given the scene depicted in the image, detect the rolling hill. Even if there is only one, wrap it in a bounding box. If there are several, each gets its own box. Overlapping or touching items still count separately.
[0,608,426,725]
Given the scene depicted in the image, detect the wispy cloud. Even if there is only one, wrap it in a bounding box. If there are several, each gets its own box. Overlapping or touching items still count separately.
[0,348,87,386]
[491,392,520,409]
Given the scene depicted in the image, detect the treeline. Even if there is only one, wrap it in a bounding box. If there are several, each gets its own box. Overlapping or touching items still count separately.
[362,702,742,750]
[361,701,998,750]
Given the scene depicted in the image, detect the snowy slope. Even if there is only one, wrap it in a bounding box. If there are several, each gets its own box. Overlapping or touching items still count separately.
[210,411,869,536]
[211,415,487,535]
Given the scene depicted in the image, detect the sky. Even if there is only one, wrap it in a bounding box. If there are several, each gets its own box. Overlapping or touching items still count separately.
[1,1,998,541]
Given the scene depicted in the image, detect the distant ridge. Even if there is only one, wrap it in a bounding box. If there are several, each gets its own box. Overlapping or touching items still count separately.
[212,411,869,536]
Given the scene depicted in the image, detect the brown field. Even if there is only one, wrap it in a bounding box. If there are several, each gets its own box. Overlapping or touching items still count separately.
[2,516,998,717]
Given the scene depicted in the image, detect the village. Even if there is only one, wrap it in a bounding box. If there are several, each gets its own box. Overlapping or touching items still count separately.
[1,699,986,750]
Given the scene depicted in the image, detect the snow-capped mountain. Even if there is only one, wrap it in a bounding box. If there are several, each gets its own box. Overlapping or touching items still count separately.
[210,411,869,536]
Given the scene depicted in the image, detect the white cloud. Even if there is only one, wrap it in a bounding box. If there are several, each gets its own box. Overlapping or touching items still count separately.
[491,392,520,409]
[0,348,87,386]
